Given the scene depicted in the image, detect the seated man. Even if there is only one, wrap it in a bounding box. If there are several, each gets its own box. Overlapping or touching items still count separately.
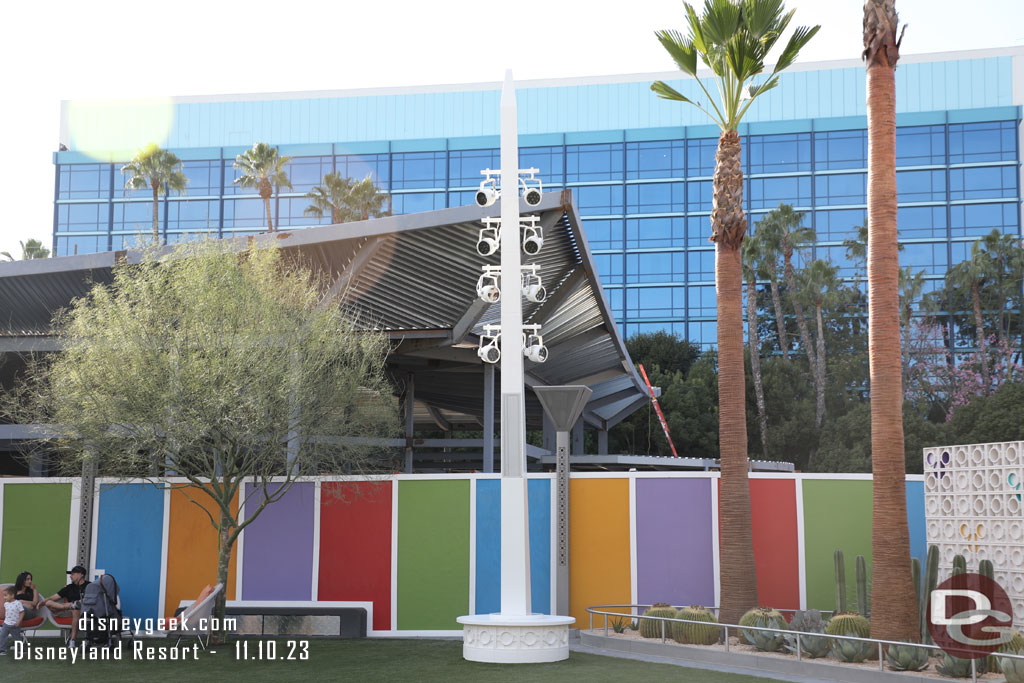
[44,565,90,647]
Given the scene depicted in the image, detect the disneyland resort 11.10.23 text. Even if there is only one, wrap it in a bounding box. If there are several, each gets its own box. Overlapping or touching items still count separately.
[12,640,202,661]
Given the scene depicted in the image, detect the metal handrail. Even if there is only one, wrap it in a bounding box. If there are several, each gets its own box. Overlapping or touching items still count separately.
[586,603,1024,683]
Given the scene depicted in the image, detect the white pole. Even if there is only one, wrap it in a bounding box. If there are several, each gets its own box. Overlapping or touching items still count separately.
[499,69,532,616]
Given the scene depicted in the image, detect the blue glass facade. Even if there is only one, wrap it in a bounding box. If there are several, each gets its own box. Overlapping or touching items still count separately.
[53,52,1023,349]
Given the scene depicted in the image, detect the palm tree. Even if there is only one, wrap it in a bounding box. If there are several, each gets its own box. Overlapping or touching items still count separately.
[743,232,770,459]
[1,239,50,261]
[344,175,391,221]
[304,172,354,224]
[234,143,292,232]
[946,242,995,392]
[797,259,841,436]
[775,205,817,371]
[864,0,916,643]
[898,266,927,388]
[652,0,818,624]
[753,212,790,359]
[121,143,187,244]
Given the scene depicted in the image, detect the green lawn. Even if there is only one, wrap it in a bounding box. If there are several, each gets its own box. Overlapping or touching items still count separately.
[1,638,776,682]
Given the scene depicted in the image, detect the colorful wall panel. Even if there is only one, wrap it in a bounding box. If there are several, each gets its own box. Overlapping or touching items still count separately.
[318,481,393,631]
[241,482,315,601]
[94,483,165,620]
[0,482,72,603]
[801,478,873,612]
[396,479,470,629]
[749,478,801,610]
[164,487,237,618]
[474,477,552,615]
[635,477,715,608]
[569,478,631,628]
[906,479,926,564]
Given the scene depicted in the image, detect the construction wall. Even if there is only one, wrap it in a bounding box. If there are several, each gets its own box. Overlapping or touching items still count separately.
[0,472,926,634]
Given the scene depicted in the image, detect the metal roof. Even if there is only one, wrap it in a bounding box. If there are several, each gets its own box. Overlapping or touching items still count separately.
[0,191,650,431]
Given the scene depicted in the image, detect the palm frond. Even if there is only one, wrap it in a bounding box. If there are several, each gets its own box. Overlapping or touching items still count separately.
[701,0,742,47]
[772,24,820,75]
[654,30,700,77]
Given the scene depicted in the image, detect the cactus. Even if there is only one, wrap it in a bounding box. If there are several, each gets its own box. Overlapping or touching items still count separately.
[834,549,848,614]
[988,628,1024,673]
[855,554,869,617]
[739,607,788,652]
[952,554,966,576]
[912,557,921,606]
[671,605,719,646]
[639,603,677,639]
[784,610,830,659]
[999,654,1024,682]
[825,612,871,639]
[885,643,930,672]
[979,558,994,581]
[920,545,940,644]
[935,653,980,678]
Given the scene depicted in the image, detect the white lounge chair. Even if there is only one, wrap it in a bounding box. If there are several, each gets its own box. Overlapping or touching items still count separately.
[173,584,223,650]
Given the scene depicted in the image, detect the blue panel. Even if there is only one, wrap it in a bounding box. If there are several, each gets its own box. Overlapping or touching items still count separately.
[626,127,683,142]
[566,130,623,145]
[391,138,446,153]
[748,119,813,135]
[95,483,165,620]
[449,135,499,151]
[474,478,552,616]
[334,141,389,155]
[947,106,1020,124]
[906,480,926,563]
[814,116,868,132]
[521,133,564,147]
[278,143,333,156]
[174,146,221,161]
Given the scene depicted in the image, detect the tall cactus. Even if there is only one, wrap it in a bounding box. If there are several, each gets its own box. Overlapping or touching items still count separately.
[911,557,921,606]
[834,549,847,613]
[856,554,869,617]
[952,554,967,576]
[920,545,939,644]
[980,559,994,581]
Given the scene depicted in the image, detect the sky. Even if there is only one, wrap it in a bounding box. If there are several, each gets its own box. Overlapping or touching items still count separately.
[1,0,1022,259]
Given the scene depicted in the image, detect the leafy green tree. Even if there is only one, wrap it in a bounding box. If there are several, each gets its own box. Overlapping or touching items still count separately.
[1,239,50,261]
[10,240,399,641]
[121,143,187,244]
[234,143,292,232]
[626,331,700,376]
[946,238,998,391]
[945,381,1024,445]
[651,0,819,623]
[305,173,391,224]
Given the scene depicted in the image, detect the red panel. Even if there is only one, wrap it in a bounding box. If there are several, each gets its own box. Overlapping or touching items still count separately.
[715,478,801,612]
[750,479,800,611]
[318,481,392,631]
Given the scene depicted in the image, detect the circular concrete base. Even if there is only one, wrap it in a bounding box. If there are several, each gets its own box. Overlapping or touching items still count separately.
[456,613,575,663]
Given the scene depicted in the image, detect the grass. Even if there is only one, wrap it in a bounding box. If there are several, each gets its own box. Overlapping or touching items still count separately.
[0,637,778,682]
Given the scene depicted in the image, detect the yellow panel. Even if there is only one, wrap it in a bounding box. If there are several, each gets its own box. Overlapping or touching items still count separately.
[569,478,631,628]
[165,487,237,618]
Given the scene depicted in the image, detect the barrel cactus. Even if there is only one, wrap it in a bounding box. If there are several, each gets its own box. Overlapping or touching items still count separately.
[885,643,930,672]
[825,612,871,639]
[989,629,1024,673]
[671,605,719,645]
[784,609,830,659]
[739,607,787,652]
[999,653,1024,682]
[639,603,677,639]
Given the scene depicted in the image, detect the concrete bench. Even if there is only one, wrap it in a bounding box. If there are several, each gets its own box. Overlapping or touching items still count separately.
[176,600,371,638]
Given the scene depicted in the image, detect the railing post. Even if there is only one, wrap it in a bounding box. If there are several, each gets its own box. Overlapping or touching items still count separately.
[796,632,801,661]
[604,614,608,636]
[724,625,729,651]
[661,619,666,643]
[878,642,883,670]
[589,612,593,631]
[971,657,977,683]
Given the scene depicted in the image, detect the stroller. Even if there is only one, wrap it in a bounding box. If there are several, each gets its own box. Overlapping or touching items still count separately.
[80,573,123,646]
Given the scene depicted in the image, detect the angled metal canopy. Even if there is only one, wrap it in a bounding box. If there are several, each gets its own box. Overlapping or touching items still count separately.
[0,191,652,433]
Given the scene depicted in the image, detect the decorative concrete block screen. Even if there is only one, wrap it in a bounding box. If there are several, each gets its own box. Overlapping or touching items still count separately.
[924,441,1024,626]
[0,473,926,634]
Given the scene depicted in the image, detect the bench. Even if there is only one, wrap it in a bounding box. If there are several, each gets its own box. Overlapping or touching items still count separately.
[176,600,372,638]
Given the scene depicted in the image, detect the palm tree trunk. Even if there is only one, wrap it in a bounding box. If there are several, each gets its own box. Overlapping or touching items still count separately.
[814,300,826,431]
[263,193,275,232]
[151,184,161,245]
[865,0,917,643]
[769,277,790,360]
[747,271,770,459]
[713,130,758,624]
[783,254,818,373]
[972,281,990,392]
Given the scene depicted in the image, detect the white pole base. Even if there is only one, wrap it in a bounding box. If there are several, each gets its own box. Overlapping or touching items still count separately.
[456,613,575,663]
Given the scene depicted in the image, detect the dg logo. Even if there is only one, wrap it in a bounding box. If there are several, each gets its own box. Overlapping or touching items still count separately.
[929,572,1014,659]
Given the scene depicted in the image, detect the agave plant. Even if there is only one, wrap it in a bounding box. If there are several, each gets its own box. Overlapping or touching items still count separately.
[935,653,982,678]
[830,635,873,663]
[999,654,1024,682]
[884,643,930,672]
[783,610,830,659]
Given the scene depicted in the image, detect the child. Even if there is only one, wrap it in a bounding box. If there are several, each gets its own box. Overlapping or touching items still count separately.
[1,586,25,655]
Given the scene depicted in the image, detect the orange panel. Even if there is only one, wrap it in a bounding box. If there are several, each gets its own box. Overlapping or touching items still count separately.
[569,478,631,628]
[165,487,238,618]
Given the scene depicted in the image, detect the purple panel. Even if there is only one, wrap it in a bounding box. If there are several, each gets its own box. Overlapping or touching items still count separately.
[241,482,315,600]
[636,478,715,607]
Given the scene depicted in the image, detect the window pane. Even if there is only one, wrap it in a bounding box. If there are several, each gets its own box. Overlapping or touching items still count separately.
[448,190,476,207]
[896,125,945,166]
[167,199,219,232]
[813,208,864,243]
[286,156,333,193]
[626,251,684,283]
[606,287,624,318]
[687,180,712,212]
[950,202,1019,237]
[337,153,389,187]
[566,143,623,182]
[626,217,686,249]
[949,166,1017,200]
[816,245,857,278]
[900,241,948,275]
[278,196,331,227]
[686,216,711,246]
[896,169,946,202]
[688,285,716,316]
[180,160,220,196]
[57,202,108,233]
[113,200,160,234]
[898,205,947,240]
[59,164,111,200]
[391,191,445,214]
[814,130,867,170]
[948,121,1017,164]
[815,173,866,205]
[223,197,267,229]
[690,320,717,350]
[594,253,624,284]
[519,146,564,185]
[686,138,717,176]
[56,235,106,256]
[748,176,811,209]
[626,286,686,317]
[626,140,685,179]
[625,182,685,213]
[687,248,715,282]
[748,133,811,174]
[391,151,446,189]
[572,184,623,216]
[449,149,499,187]
[583,219,623,250]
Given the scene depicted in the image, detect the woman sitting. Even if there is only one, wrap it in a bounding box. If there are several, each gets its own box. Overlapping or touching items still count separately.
[13,572,42,620]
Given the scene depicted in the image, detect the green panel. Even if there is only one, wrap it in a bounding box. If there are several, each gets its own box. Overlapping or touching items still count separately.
[1,483,73,602]
[397,480,470,629]
[802,479,872,612]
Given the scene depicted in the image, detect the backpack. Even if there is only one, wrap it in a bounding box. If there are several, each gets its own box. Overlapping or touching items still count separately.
[81,574,120,645]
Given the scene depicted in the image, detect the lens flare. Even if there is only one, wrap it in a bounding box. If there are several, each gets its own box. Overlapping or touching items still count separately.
[66,97,175,160]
